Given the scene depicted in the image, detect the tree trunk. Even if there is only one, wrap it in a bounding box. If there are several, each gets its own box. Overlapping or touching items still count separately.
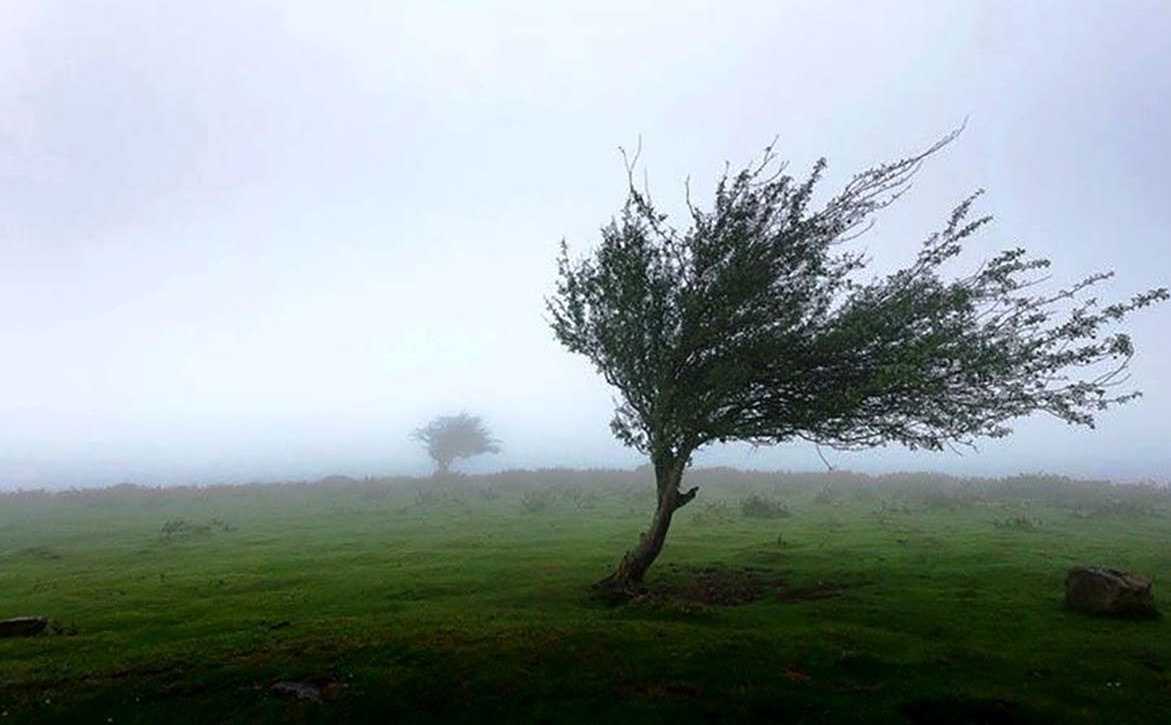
[597,455,697,595]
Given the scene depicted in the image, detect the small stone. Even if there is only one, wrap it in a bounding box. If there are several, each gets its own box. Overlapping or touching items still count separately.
[0,617,48,638]
[271,681,322,703]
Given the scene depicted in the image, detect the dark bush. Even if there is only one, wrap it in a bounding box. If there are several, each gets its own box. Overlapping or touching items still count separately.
[740,494,791,519]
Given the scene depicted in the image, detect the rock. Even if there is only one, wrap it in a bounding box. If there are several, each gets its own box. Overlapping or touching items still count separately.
[0,616,48,637]
[1065,566,1156,617]
[271,681,322,703]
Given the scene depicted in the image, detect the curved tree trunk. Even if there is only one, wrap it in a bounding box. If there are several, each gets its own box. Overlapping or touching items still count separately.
[597,455,697,595]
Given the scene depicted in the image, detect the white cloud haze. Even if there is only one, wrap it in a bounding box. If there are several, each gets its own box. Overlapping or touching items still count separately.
[2,0,1169,487]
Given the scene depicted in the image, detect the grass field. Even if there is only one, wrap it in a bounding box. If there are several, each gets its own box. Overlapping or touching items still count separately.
[1,468,1169,723]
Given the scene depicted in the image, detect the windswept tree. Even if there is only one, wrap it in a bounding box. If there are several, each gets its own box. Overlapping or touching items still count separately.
[411,413,501,476]
[547,130,1166,594]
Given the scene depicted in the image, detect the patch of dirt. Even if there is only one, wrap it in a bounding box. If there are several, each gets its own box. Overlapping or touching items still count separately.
[643,566,779,606]
[776,581,845,603]
[593,565,862,608]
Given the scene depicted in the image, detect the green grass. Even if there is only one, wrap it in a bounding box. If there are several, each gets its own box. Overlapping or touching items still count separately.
[1,469,1169,723]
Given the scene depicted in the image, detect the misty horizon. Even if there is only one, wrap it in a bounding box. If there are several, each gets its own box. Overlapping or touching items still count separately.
[3,1,1169,489]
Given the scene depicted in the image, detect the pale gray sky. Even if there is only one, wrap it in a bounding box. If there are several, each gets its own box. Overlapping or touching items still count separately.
[1,0,1168,488]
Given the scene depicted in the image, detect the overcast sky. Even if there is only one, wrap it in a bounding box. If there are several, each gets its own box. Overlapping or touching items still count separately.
[1,0,1168,488]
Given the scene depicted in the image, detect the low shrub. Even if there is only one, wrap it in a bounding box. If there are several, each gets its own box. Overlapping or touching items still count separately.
[994,515,1042,531]
[740,494,791,519]
[813,487,836,505]
[520,490,552,513]
[691,499,734,526]
[1072,500,1156,519]
[159,517,235,541]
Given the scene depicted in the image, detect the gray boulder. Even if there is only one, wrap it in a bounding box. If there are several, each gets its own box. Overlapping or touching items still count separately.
[271,681,323,703]
[1065,566,1156,617]
[0,616,48,637]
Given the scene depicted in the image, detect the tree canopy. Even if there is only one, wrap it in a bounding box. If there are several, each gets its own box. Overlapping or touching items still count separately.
[547,130,1167,590]
[411,413,501,476]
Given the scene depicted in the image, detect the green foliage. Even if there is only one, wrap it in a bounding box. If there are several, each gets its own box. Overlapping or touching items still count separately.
[548,131,1167,464]
[519,489,552,513]
[411,412,501,475]
[739,494,791,519]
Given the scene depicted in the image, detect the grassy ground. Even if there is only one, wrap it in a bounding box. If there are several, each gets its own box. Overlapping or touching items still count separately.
[1,468,1169,723]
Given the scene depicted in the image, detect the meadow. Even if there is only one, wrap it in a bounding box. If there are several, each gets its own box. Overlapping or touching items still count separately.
[1,468,1169,723]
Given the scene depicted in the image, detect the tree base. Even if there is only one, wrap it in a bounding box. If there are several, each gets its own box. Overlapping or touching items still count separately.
[589,572,645,605]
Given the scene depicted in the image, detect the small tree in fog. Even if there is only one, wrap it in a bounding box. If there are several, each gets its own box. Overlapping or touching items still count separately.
[547,130,1167,594]
[411,413,501,476]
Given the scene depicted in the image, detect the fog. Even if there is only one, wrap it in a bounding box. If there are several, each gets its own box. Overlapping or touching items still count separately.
[2,0,1168,489]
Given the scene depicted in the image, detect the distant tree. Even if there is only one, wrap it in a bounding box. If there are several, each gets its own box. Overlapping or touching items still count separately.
[547,130,1167,594]
[411,413,501,476]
